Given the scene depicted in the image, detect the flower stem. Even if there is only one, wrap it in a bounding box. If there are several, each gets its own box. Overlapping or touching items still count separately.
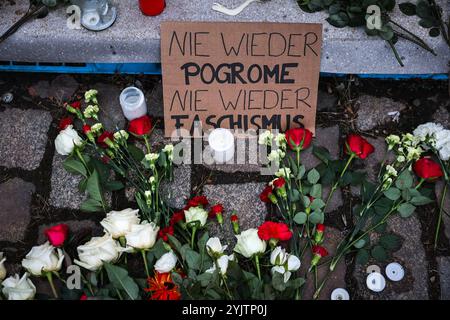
[143,135,151,154]
[434,183,448,249]
[254,255,262,281]
[191,227,197,249]
[324,154,355,213]
[141,250,150,278]
[46,272,58,299]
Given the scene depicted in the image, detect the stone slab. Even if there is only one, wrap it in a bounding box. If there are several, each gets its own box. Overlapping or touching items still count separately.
[95,83,126,132]
[0,0,448,74]
[435,181,450,242]
[0,178,35,242]
[0,108,52,170]
[301,125,340,169]
[356,96,408,131]
[437,256,450,300]
[203,182,267,249]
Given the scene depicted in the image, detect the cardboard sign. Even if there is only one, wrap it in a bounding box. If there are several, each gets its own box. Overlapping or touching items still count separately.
[160,21,322,137]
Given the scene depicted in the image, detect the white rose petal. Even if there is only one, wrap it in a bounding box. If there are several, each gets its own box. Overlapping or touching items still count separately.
[125,221,159,250]
[206,237,227,257]
[206,255,233,276]
[287,255,301,271]
[154,251,178,273]
[270,246,288,266]
[74,234,127,271]
[234,228,267,258]
[21,242,64,276]
[100,208,140,239]
[184,206,208,227]
[2,273,36,300]
[54,125,82,156]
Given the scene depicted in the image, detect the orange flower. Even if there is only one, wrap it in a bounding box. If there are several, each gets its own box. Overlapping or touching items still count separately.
[145,272,181,300]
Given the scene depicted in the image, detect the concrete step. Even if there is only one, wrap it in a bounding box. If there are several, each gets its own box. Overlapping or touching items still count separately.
[0,0,448,74]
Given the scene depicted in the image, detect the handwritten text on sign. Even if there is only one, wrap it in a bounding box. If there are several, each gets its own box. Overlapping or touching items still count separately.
[161,22,322,136]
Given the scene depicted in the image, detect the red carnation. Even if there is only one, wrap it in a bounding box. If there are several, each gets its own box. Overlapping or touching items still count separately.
[70,101,81,109]
[257,221,293,242]
[186,196,209,209]
[260,185,276,204]
[97,131,114,148]
[314,224,325,244]
[230,214,238,222]
[128,115,152,136]
[345,134,375,159]
[285,128,313,151]
[158,226,174,242]
[58,117,73,131]
[312,245,328,258]
[44,224,69,247]
[80,293,88,301]
[316,224,325,233]
[413,157,443,181]
[273,177,286,189]
[230,214,239,234]
[209,204,224,217]
[169,211,185,226]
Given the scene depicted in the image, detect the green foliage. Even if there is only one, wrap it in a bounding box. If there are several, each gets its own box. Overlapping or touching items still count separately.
[104,263,139,300]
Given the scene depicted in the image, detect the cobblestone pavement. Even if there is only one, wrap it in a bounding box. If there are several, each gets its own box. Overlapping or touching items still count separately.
[0,73,449,299]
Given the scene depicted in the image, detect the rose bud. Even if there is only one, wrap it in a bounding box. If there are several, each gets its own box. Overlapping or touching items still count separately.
[58,117,73,131]
[260,186,278,204]
[209,204,224,225]
[345,134,375,159]
[272,177,287,199]
[97,131,116,149]
[285,128,313,152]
[413,157,443,181]
[44,224,69,247]
[310,245,328,270]
[230,214,240,234]
[128,115,152,137]
[314,224,325,244]
[82,124,95,142]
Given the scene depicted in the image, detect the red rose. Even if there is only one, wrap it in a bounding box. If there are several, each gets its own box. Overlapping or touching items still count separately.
[44,224,69,247]
[70,101,81,109]
[186,196,209,209]
[230,214,238,222]
[345,134,375,159]
[413,157,443,181]
[272,177,286,189]
[58,117,73,131]
[209,204,224,217]
[97,131,114,148]
[257,221,293,241]
[169,211,185,226]
[312,245,328,258]
[80,293,88,300]
[128,115,152,136]
[285,128,313,151]
[158,226,174,242]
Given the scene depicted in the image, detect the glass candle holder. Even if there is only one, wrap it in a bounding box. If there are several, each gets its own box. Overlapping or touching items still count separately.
[119,87,148,121]
[139,0,166,16]
[208,128,235,164]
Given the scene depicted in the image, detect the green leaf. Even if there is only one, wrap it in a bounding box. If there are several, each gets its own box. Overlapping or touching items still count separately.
[379,25,394,41]
[298,165,306,179]
[371,245,388,262]
[63,159,87,177]
[294,212,307,225]
[128,144,145,161]
[399,2,416,16]
[379,234,402,251]
[185,249,201,270]
[86,170,102,202]
[310,198,326,210]
[419,18,436,28]
[167,234,183,255]
[354,239,367,249]
[356,249,369,265]
[312,146,331,165]
[289,189,301,202]
[395,170,413,190]
[327,12,349,28]
[104,263,139,300]
[384,187,401,201]
[104,180,125,191]
[415,0,432,19]
[411,195,433,206]
[397,203,416,218]
[309,211,324,224]
[288,157,298,177]
[429,28,440,37]
[302,196,311,208]
[374,197,393,215]
[272,272,287,292]
[307,168,321,184]
[310,184,322,199]
[80,199,103,212]
[78,178,88,192]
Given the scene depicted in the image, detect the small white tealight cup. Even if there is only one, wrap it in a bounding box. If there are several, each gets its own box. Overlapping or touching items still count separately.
[208,128,235,164]
[385,262,405,282]
[119,87,147,121]
[366,264,381,274]
[331,288,350,300]
[366,272,386,292]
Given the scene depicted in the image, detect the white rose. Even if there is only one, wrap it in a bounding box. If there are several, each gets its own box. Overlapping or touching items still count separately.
[54,125,82,156]
[0,252,6,281]
[184,206,208,227]
[100,208,140,239]
[206,237,227,257]
[438,142,450,161]
[74,235,126,271]
[2,273,36,300]
[234,228,267,258]
[287,254,301,271]
[125,221,159,250]
[413,122,443,142]
[206,254,234,275]
[154,251,178,273]
[270,246,288,266]
[21,242,64,276]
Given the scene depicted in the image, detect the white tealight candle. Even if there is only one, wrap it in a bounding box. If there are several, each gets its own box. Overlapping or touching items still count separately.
[119,87,147,121]
[366,272,386,292]
[208,128,235,164]
[331,288,350,300]
[385,262,405,282]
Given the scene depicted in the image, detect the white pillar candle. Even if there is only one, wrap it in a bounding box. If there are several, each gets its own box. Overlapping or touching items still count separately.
[208,128,235,164]
[119,87,147,121]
